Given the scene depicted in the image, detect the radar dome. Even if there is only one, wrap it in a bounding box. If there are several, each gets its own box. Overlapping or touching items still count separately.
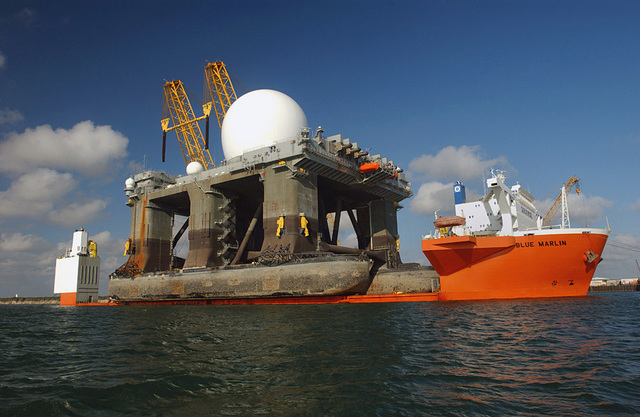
[124,177,135,191]
[186,161,205,175]
[221,89,308,160]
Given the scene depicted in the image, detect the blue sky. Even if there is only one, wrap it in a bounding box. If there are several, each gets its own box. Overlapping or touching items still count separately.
[0,1,639,297]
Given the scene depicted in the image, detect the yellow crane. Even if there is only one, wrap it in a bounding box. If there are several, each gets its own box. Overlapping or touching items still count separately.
[161,62,237,170]
[203,61,237,129]
[161,80,214,169]
[542,177,580,227]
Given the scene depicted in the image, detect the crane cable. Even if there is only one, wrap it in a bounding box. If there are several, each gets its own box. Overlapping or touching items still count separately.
[607,240,640,253]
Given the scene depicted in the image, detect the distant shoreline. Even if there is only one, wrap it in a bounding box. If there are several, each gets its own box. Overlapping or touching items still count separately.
[0,296,60,305]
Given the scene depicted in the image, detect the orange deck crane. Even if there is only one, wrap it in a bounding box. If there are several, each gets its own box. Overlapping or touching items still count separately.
[543,177,581,227]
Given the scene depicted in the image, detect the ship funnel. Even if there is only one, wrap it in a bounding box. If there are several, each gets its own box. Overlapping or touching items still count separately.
[453,181,466,204]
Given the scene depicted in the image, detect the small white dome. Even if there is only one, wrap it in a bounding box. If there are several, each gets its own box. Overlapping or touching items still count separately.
[124,177,135,190]
[186,161,205,175]
[221,89,308,160]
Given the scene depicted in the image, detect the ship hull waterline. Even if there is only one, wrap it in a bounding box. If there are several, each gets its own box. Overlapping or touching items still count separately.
[60,292,441,306]
[65,228,610,305]
[422,229,609,301]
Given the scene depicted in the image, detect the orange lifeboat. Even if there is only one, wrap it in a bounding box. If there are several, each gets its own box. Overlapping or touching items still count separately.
[359,162,380,173]
[433,216,466,228]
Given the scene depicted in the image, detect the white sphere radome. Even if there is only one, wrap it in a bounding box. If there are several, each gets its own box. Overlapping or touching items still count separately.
[124,177,135,190]
[186,161,205,175]
[221,89,308,160]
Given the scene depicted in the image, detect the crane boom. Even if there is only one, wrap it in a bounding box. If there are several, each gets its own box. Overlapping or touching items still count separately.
[203,61,237,129]
[161,80,214,169]
[542,177,580,227]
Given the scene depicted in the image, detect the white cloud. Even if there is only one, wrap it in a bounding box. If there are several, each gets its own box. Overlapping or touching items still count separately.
[0,108,24,125]
[0,120,128,176]
[0,169,76,219]
[0,168,109,226]
[87,230,114,246]
[536,193,613,227]
[10,168,76,201]
[46,199,109,227]
[0,236,59,297]
[0,232,49,252]
[567,194,613,226]
[604,234,640,263]
[409,145,508,181]
[599,233,640,279]
[409,181,454,216]
[631,200,640,211]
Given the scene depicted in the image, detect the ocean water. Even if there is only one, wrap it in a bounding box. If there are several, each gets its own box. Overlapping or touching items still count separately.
[1,293,639,416]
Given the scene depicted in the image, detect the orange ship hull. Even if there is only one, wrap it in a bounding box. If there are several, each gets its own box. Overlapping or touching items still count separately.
[422,229,609,301]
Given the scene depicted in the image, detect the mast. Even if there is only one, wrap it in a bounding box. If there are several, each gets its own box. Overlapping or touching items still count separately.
[561,184,570,229]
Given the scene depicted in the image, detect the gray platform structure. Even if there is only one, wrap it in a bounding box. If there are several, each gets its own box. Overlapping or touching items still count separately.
[111,129,438,301]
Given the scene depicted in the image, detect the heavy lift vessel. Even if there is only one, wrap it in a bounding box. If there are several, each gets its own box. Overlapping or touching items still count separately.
[55,63,606,306]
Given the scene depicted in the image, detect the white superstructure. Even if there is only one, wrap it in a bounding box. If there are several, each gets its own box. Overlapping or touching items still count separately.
[54,229,100,304]
[451,170,543,237]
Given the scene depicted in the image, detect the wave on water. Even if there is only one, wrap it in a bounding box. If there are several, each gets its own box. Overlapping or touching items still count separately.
[1,292,639,416]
